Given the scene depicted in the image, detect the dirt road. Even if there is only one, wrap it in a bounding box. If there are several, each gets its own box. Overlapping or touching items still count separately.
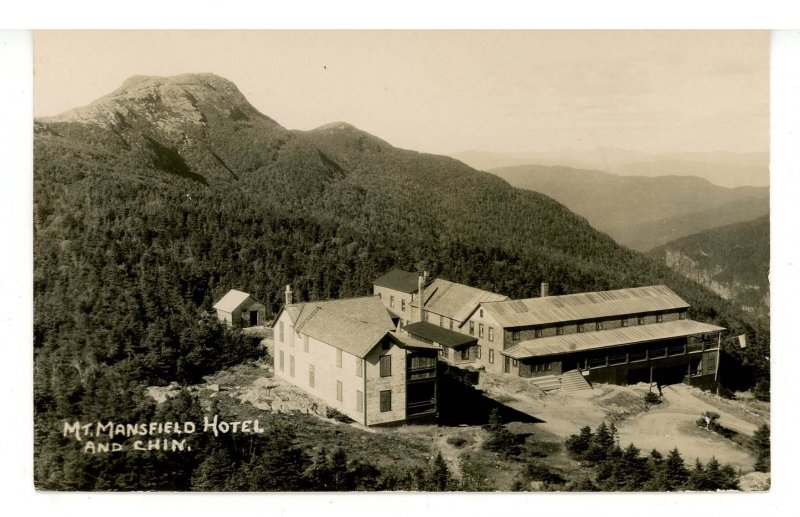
[615,384,759,472]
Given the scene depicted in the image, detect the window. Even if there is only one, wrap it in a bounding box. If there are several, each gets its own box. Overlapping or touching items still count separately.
[596,321,604,331]
[308,365,315,388]
[303,334,309,352]
[476,346,482,359]
[556,325,564,336]
[356,390,364,412]
[479,323,484,338]
[656,313,663,323]
[279,350,284,371]
[336,349,342,368]
[512,359,518,367]
[440,315,444,327]
[289,355,295,377]
[401,299,406,312]
[461,348,470,361]
[336,380,343,402]
[489,349,495,364]
[440,347,449,358]
[425,311,430,322]
[380,390,392,412]
[488,327,494,342]
[279,321,284,343]
[679,311,686,320]
[469,321,475,336]
[450,319,454,330]
[512,330,520,341]
[577,323,585,333]
[535,328,543,338]
[480,309,484,318]
[380,355,392,377]
[378,292,382,299]
[390,295,395,308]
[621,318,628,327]
[638,315,646,325]
[546,362,552,371]
[356,359,363,378]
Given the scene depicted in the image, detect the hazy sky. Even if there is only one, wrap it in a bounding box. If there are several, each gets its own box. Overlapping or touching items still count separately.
[33,30,769,155]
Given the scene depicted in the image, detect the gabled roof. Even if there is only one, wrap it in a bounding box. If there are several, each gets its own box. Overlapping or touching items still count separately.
[213,289,252,313]
[373,269,422,293]
[403,321,478,348]
[501,319,724,359]
[291,296,396,358]
[481,285,690,329]
[411,278,508,323]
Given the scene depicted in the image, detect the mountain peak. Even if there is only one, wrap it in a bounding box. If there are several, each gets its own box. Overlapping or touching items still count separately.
[40,73,280,132]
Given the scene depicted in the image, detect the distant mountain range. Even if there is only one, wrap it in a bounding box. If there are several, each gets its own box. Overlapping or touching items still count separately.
[452,149,769,189]
[487,164,769,252]
[649,216,770,322]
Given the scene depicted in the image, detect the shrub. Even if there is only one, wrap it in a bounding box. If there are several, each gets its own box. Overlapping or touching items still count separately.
[325,407,353,423]
[446,436,468,448]
[753,380,770,402]
[644,391,661,405]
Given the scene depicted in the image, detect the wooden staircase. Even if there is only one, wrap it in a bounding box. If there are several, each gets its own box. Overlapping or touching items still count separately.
[529,375,561,392]
[560,370,593,392]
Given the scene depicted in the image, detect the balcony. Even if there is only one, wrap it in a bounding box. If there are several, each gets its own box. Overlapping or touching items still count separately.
[407,399,436,416]
[581,340,718,370]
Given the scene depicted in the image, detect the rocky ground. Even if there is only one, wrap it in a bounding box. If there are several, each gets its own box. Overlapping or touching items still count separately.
[145,348,770,490]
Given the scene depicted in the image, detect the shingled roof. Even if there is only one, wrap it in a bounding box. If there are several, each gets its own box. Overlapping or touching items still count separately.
[411,278,508,323]
[287,296,396,358]
[502,319,724,359]
[373,269,422,293]
[478,285,690,328]
[212,289,252,313]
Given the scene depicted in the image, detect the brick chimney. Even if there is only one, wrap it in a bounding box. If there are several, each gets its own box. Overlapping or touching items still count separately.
[285,284,293,306]
[541,282,549,298]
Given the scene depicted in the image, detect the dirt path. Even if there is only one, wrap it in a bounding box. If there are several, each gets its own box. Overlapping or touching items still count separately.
[615,384,760,472]
[478,373,766,474]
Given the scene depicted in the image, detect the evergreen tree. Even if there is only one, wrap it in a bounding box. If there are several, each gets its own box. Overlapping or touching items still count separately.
[191,447,235,491]
[662,447,689,491]
[752,424,770,472]
[429,453,451,491]
[565,426,594,459]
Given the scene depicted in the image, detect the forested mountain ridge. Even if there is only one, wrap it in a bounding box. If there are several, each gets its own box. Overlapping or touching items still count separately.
[33,74,769,489]
[648,216,770,323]
[488,164,769,251]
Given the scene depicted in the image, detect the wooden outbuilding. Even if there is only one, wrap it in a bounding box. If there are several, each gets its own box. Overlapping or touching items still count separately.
[213,289,266,328]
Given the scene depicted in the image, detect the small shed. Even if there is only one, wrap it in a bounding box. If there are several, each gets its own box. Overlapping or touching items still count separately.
[213,289,266,328]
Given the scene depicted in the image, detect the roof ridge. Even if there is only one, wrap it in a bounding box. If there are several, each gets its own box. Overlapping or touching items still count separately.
[295,305,321,331]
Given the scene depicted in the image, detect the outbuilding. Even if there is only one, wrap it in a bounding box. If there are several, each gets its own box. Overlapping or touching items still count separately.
[213,289,266,328]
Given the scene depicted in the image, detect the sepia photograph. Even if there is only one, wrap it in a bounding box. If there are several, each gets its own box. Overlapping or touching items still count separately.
[27,28,775,495]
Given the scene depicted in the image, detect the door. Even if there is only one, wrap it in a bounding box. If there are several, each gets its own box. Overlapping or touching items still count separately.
[249,310,258,326]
